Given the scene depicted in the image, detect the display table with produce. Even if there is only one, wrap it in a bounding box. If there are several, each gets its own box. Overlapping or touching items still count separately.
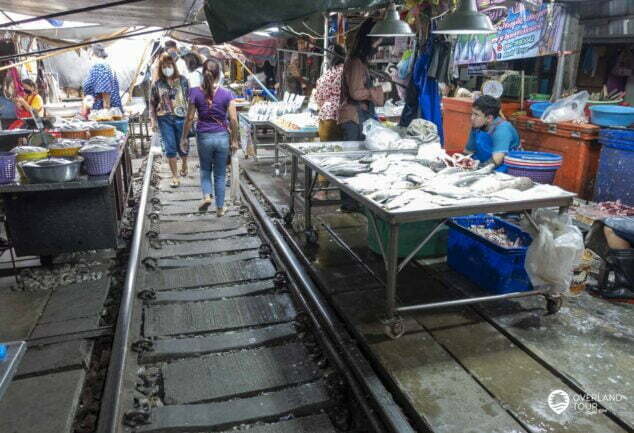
[238,113,274,161]
[0,135,133,259]
[299,150,575,338]
[281,141,367,225]
[270,116,319,177]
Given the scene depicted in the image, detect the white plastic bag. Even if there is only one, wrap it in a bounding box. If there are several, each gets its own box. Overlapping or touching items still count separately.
[524,210,584,294]
[150,132,162,151]
[229,150,242,204]
[541,91,589,124]
[362,119,399,151]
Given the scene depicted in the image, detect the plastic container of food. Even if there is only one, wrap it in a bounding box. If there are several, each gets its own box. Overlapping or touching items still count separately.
[447,215,533,294]
[19,157,83,183]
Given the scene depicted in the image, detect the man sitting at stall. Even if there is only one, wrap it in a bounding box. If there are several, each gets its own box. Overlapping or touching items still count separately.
[587,217,634,300]
[465,95,520,168]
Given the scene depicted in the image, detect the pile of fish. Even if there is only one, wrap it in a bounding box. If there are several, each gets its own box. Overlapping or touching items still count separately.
[309,151,570,211]
[469,225,525,248]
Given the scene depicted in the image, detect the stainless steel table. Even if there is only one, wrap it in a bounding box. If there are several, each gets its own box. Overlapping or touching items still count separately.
[300,152,576,338]
[0,341,26,401]
[281,141,367,225]
[270,121,319,177]
[238,113,273,161]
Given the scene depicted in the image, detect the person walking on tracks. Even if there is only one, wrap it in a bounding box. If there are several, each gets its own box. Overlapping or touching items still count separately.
[180,59,239,216]
[150,53,190,188]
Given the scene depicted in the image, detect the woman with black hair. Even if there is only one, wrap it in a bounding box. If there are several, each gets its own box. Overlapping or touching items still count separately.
[180,59,239,215]
[338,18,387,141]
[315,44,346,141]
[182,52,204,88]
[338,19,388,211]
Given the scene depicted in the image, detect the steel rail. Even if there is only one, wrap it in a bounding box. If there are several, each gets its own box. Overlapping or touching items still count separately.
[240,180,417,433]
[97,150,155,433]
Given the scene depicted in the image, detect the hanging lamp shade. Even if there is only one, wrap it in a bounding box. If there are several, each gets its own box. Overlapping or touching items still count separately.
[369,3,415,37]
[433,0,495,35]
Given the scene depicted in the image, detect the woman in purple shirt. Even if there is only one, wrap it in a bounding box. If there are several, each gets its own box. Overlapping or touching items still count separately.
[180,59,239,215]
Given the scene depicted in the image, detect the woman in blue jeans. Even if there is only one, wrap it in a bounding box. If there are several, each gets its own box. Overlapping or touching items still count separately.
[180,59,238,215]
[150,53,190,187]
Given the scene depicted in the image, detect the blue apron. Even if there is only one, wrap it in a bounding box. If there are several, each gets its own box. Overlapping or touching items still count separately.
[471,120,509,173]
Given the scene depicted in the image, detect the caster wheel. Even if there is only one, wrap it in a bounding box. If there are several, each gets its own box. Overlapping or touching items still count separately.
[545,295,563,315]
[383,319,405,339]
[283,211,295,226]
[304,228,319,245]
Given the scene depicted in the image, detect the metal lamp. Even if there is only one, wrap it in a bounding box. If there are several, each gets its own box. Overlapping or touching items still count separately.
[369,2,415,37]
[433,0,495,35]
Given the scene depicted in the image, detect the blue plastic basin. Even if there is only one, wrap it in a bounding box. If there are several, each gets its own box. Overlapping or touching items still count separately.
[590,105,634,128]
[530,102,551,119]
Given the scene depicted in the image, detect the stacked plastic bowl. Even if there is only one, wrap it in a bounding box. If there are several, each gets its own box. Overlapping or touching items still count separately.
[504,151,563,184]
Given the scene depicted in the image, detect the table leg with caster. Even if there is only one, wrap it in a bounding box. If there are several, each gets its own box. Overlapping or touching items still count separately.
[383,223,404,339]
[286,154,299,226]
[303,165,318,244]
[545,293,563,314]
[274,129,280,177]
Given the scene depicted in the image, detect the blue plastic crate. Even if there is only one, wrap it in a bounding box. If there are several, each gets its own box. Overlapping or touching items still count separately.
[447,215,533,294]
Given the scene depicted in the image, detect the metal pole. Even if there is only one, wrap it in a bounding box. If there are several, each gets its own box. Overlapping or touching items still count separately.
[97,149,155,433]
[240,181,416,433]
[0,0,148,29]
[385,224,400,320]
[322,13,330,74]
[397,289,545,313]
[552,10,570,100]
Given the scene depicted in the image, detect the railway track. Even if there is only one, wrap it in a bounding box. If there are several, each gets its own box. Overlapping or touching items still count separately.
[97,148,415,433]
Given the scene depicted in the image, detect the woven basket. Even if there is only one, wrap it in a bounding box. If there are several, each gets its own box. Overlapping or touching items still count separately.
[81,148,119,176]
[0,152,16,184]
[61,130,90,140]
[49,147,81,158]
[90,127,116,138]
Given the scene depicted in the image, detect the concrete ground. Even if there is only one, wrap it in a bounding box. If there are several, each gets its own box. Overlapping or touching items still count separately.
[243,148,634,433]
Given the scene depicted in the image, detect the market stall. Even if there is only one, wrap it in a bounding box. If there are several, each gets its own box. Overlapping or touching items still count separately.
[298,148,575,338]
[0,131,133,260]
[239,112,274,160]
[281,141,367,225]
[243,96,319,170]
[270,119,319,176]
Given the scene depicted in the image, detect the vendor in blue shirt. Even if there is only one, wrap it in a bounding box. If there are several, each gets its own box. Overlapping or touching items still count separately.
[465,95,520,168]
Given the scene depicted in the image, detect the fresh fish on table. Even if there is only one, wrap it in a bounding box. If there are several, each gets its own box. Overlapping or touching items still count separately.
[470,174,534,194]
[343,173,383,194]
[329,164,372,177]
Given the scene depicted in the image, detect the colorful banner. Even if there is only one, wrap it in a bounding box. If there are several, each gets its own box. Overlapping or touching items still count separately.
[454,1,565,65]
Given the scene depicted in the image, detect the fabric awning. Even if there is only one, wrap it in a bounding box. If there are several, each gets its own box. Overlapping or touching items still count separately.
[0,0,204,28]
[204,0,389,43]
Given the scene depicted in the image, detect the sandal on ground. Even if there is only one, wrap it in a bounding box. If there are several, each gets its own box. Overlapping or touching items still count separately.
[169,177,180,188]
[216,207,225,217]
[180,167,188,177]
[198,197,212,212]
